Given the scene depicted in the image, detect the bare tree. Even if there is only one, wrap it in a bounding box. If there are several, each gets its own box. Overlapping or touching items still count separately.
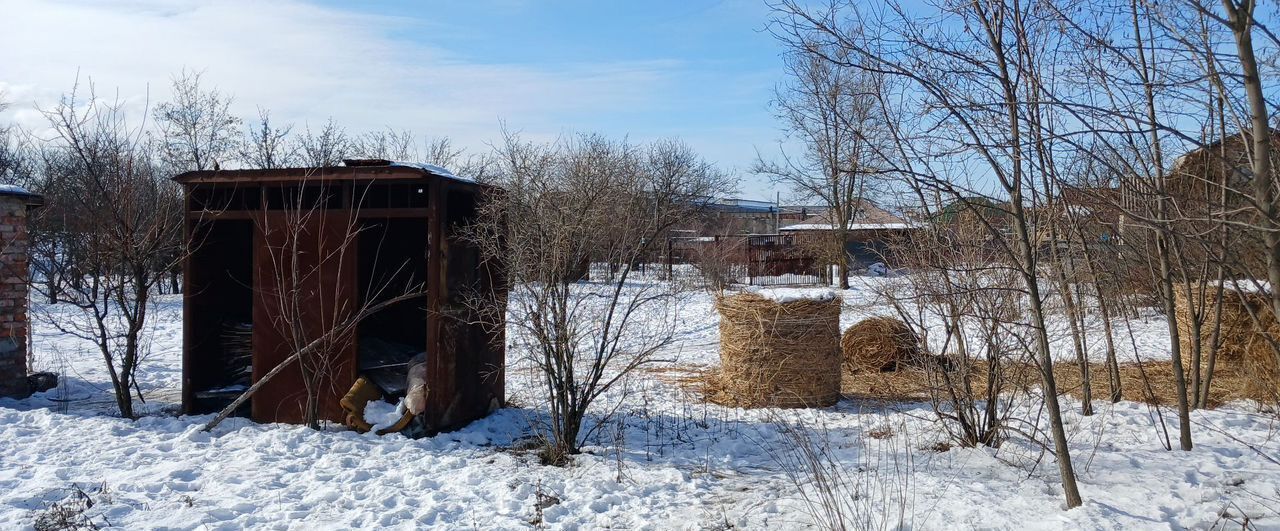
[238,108,296,169]
[0,94,24,185]
[351,128,417,161]
[1216,0,1280,323]
[754,41,887,289]
[296,119,350,167]
[153,69,242,172]
[422,136,464,168]
[768,0,1085,507]
[466,131,731,464]
[32,81,185,418]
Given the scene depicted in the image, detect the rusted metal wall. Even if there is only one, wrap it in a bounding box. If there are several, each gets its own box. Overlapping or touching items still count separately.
[250,210,357,424]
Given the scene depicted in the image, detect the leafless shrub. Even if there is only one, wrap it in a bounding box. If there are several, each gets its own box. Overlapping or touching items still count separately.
[465,131,732,464]
[689,237,744,292]
[766,414,914,531]
[33,484,110,531]
[880,220,1033,448]
[29,80,184,418]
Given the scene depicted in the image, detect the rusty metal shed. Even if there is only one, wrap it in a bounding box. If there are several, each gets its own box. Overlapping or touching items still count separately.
[174,160,505,433]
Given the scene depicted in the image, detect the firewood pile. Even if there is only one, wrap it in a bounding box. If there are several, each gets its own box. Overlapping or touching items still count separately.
[219,322,253,387]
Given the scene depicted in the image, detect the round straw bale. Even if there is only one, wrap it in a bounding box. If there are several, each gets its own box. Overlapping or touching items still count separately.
[1173,285,1269,368]
[1243,318,1280,404]
[841,317,922,373]
[711,291,842,408]
[1176,285,1279,402]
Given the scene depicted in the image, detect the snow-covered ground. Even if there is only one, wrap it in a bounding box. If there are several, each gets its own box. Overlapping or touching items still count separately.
[1,276,1278,530]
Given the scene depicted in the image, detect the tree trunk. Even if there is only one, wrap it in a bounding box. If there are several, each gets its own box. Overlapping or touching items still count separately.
[1224,0,1280,334]
[1015,215,1083,508]
[1134,0,1192,450]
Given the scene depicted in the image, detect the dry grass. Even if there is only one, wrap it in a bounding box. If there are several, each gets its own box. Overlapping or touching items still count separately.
[841,360,1257,408]
[674,357,1260,410]
[707,292,842,408]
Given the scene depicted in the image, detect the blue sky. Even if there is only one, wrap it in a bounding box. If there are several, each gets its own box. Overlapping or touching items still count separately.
[0,0,791,198]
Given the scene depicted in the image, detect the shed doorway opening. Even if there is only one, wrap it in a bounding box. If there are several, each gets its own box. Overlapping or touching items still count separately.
[357,216,429,400]
[188,219,254,415]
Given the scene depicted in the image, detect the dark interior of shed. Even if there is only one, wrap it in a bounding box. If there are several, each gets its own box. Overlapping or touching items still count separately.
[187,218,254,415]
[356,216,429,398]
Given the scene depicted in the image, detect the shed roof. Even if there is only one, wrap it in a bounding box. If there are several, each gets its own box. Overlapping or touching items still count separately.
[172,160,481,189]
[0,184,44,206]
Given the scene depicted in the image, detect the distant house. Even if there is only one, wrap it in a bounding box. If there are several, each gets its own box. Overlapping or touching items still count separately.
[675,197,779,236]
[778,199,918,268]
[934,196,1011,229]
[778,205,828,224]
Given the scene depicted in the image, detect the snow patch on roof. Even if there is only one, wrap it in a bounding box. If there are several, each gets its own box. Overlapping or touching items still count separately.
[388,161,473,183]
[0,184,35,196]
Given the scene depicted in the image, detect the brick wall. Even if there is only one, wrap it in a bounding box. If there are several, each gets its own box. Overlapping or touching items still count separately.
[0,196,31,398]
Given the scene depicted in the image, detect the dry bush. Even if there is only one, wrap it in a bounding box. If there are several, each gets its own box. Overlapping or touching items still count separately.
[689,237,745,292]
[878,224,1035,448]
[841,360,1252,408]
[33,484,110,531]
[466,132,732,464]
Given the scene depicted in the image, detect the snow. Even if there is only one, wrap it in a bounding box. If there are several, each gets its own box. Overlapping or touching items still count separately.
[780,222,916,231]
[1199,279,1273,294]
[363,399,402,432]
[740,286,838,303]
[1,277,1278,529]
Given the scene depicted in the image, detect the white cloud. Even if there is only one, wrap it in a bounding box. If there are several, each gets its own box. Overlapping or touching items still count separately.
[0,0,677,154]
